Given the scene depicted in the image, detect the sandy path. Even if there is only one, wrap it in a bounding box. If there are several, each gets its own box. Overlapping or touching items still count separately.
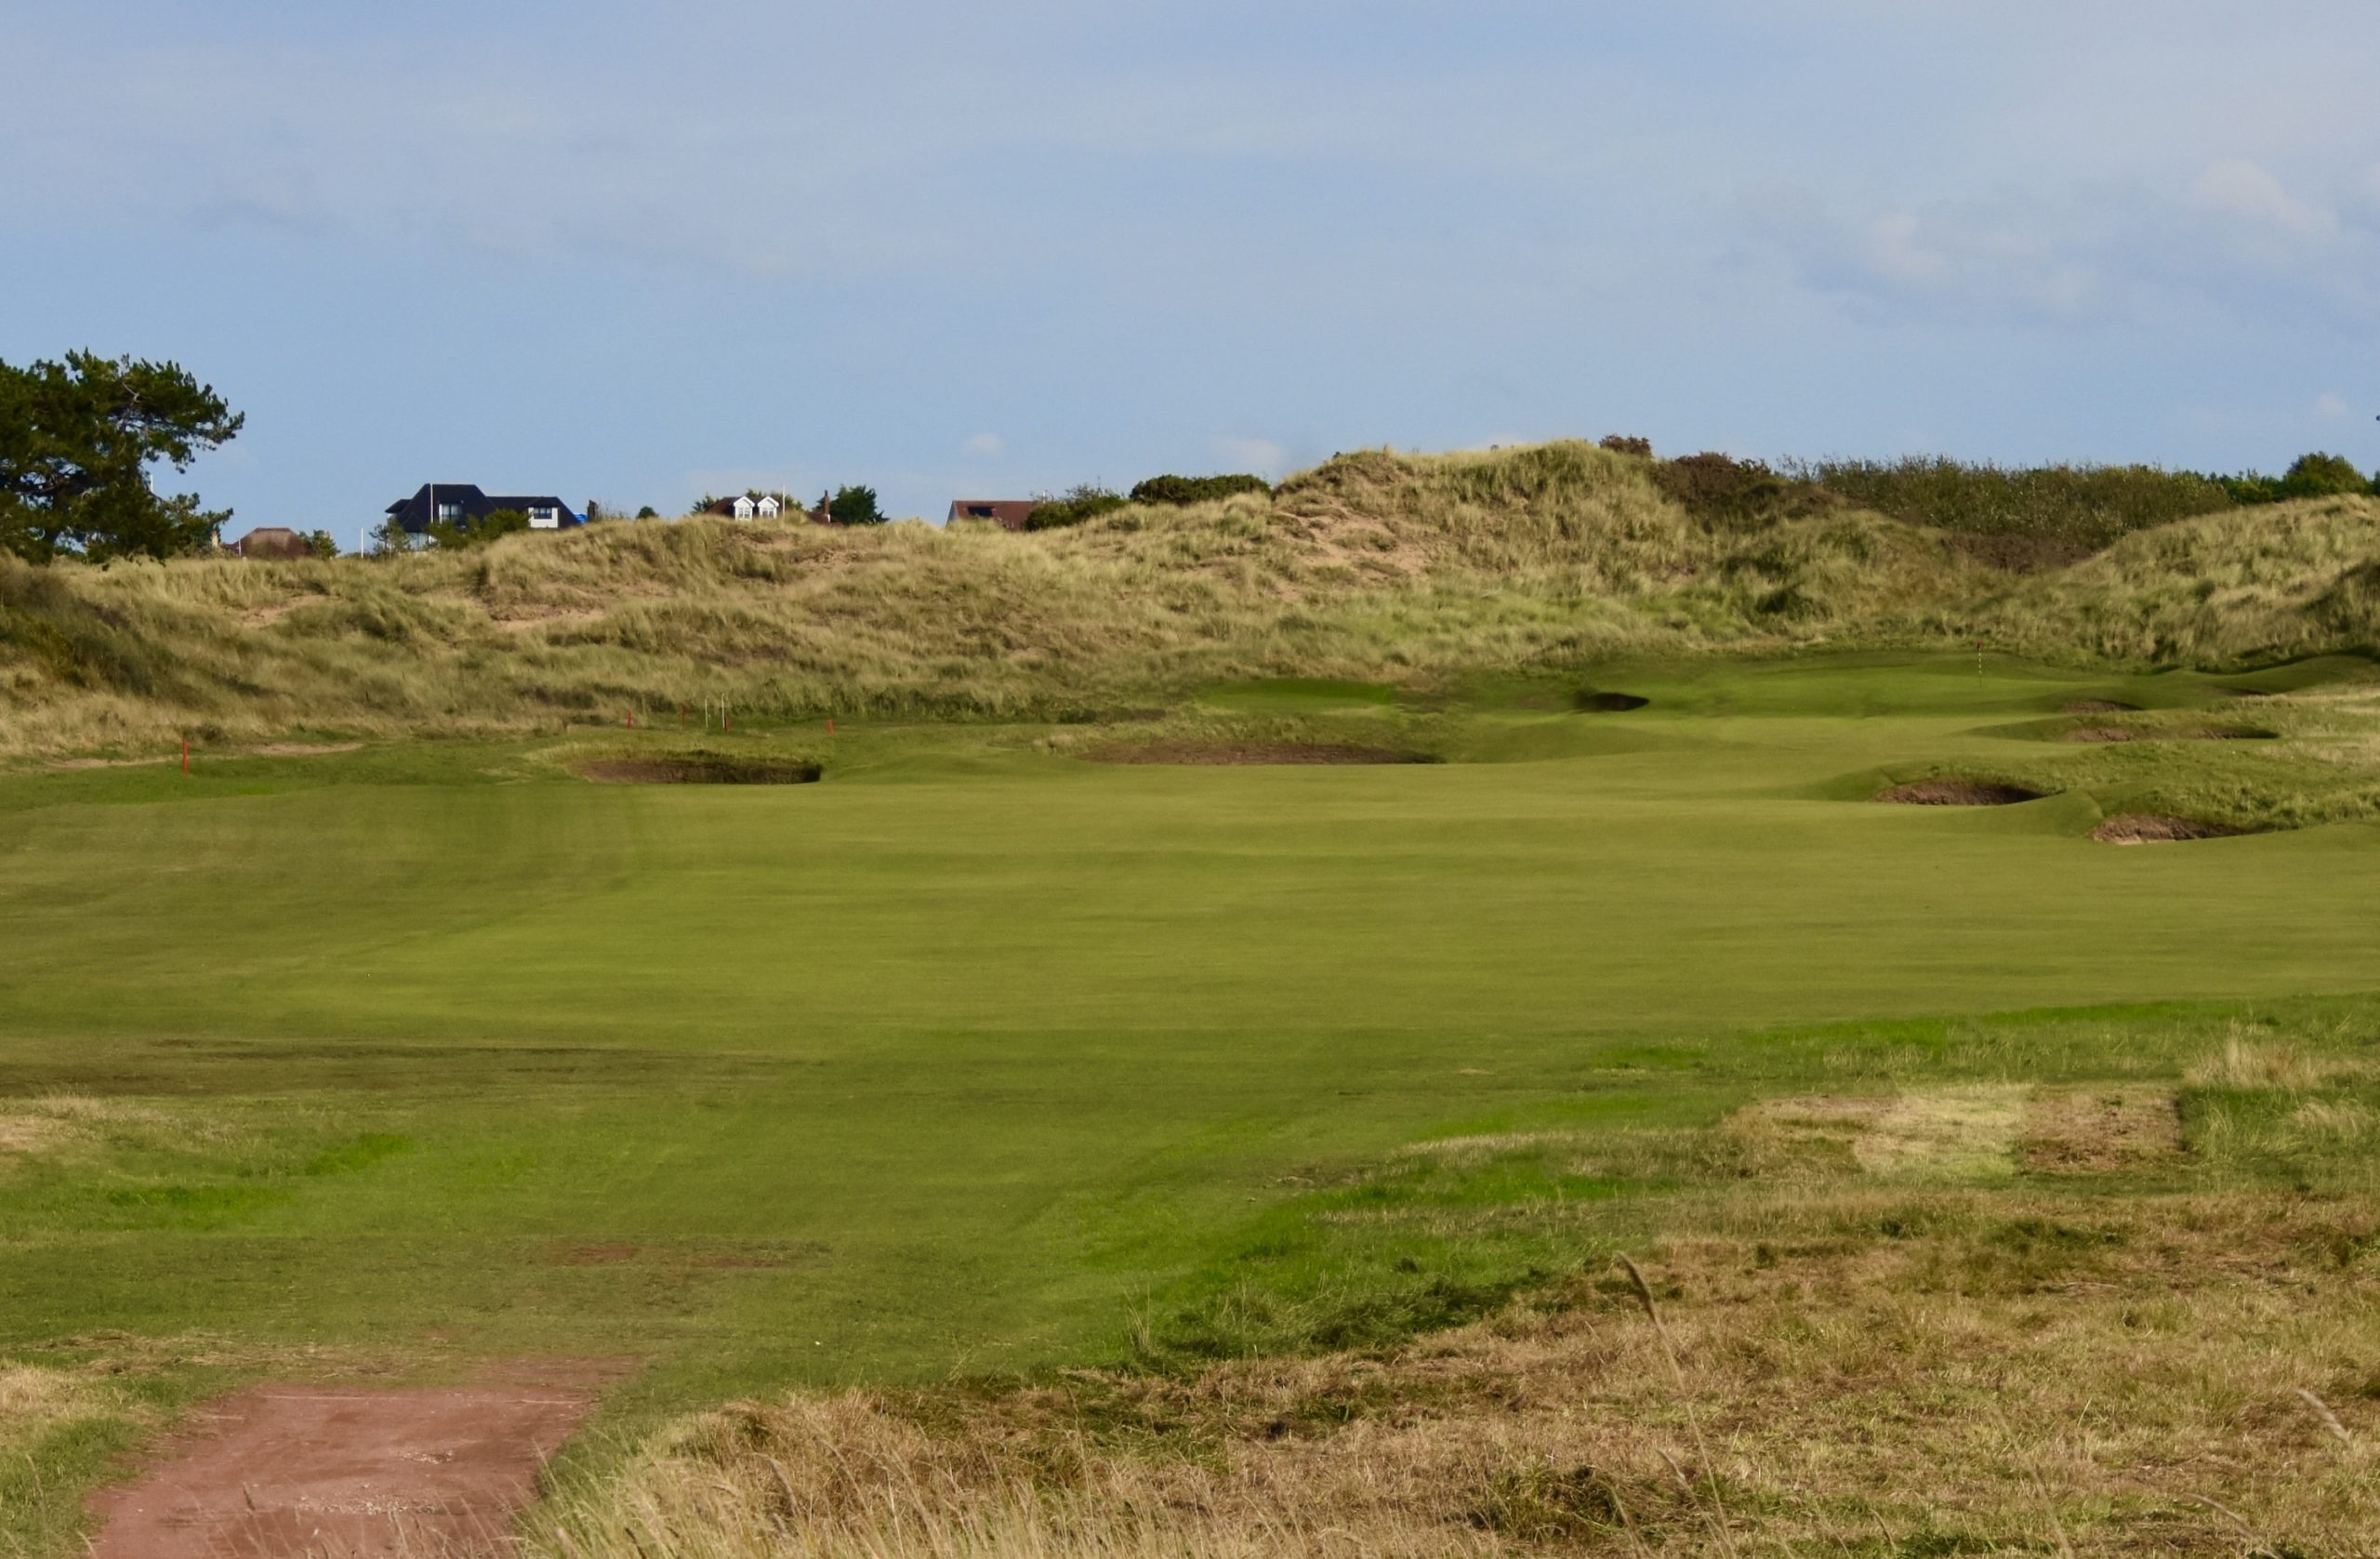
[86,1365,611,1558]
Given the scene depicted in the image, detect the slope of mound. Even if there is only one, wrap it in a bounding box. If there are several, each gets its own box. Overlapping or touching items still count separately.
[1971,495,2380,663]
[0,444,1985,757]
[7,442,2366,758]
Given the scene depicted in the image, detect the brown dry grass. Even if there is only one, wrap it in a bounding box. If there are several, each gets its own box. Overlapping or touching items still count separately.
[526,1186,2380,1558]
[20,442,2373,761]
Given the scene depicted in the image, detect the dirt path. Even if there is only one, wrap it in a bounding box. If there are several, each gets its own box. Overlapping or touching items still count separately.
[86,1364,612,1558]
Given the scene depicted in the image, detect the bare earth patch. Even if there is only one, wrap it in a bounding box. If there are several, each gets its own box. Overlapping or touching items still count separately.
[2022,1087,2184,1172]
[86,1363,615,1559]
[1093,742,1437,766]
[1876,779,2046,806]
[2061,698,2140,714]
[251,742,366,757]
[2091,813,2245,844]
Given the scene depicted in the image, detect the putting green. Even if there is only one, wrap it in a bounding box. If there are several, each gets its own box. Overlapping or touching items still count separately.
[2,654,2375,1442]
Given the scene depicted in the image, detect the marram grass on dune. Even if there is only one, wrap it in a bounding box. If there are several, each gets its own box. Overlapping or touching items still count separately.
[7,441,2375,759]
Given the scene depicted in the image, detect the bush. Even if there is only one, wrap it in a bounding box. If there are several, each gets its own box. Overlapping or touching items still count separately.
[2277,452,2373,500]
[1654,452,1830,531]
[1023,484,1127,531]
[1128,473,1272,506]
[426,508,529,549]
[1791,457,2235,553]
[1597,435,1653,458]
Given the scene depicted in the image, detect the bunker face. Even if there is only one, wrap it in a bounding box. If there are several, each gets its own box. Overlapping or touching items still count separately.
[577,758,823,785]
[2063,725,2278,744]
[2091,813,2244,844]
[1877,780,2047,806]
[86,1367,608,1559]
[2061,699,2140,714]
[1574,690,1651,712]
[1094,742,1437,766]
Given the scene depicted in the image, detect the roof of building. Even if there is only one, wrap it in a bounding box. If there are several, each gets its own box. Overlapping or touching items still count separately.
[945,499,1041,531]
[384,485,580,532]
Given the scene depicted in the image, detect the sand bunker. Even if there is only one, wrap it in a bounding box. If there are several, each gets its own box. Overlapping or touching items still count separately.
[1876,779,2046,806]
[2091,813,2244,844]
[577,757,823,785]
[2063,725,2276,744]
[1094,742,1436,766]
[2060,699,2140,714]
[252,742,366,757]
[86,1363,613,1558]
[1573,691,1651,713]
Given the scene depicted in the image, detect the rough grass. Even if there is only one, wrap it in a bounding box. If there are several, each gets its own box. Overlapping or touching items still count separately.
[522,1023,2380,1558]
[9,441,2374,760]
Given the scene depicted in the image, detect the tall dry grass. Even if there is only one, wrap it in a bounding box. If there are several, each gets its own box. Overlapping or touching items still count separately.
[5,443,2376,759]
[514,1192,2380,1557]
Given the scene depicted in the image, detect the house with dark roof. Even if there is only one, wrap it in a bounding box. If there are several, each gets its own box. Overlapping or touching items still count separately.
[945,499,1040,532]
[383,484,582,536]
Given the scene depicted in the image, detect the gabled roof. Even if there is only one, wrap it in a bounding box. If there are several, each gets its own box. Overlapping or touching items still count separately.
[945,499,1040,531]
[384,484,580,533]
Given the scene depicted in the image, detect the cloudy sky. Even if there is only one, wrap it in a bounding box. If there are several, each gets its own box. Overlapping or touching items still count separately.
[6,1,2376,539]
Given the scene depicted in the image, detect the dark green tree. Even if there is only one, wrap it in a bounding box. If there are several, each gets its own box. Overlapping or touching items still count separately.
[829,484,887,525]
[304,530,339,559]
[0,351,245,562]
[427,508,530,549]
[2277,452,2373,500]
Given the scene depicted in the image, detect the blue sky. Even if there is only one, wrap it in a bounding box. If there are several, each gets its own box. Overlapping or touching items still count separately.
[6,0,2377,542]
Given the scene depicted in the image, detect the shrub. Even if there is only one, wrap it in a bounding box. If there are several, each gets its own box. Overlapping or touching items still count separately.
[1791,457,2235,554]
[1597,435,1654,458]
[1654,452,1830,531]
[1127,473,1272,507]
[2277,452,2373,500]
[1023,484,1127,531]
[426,508,529,549]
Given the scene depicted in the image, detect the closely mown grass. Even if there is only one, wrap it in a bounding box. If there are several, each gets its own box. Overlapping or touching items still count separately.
[8,653,2380,1555]
[7,440,2373,760]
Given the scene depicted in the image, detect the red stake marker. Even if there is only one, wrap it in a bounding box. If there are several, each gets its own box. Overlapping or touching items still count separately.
[827,718,836,735]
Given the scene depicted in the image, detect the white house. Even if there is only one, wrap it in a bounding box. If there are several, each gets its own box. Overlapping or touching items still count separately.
[703,494,787,521]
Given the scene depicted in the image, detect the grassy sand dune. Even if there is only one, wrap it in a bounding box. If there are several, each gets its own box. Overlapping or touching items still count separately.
[8,441,2373,760]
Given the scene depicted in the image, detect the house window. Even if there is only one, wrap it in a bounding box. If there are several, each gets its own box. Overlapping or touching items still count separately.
[528,506,559,529]
[436,503,463,522]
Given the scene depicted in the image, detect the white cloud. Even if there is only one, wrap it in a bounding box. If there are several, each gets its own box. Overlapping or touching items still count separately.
[2314,391,2355,421]
[1211,436,1289,476]
[1860,213,1952,290]
[962,432,1004,457]
[2188,158,2335,241]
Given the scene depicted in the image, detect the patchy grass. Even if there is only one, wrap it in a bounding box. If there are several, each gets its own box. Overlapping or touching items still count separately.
[524,1012,2380,1557]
